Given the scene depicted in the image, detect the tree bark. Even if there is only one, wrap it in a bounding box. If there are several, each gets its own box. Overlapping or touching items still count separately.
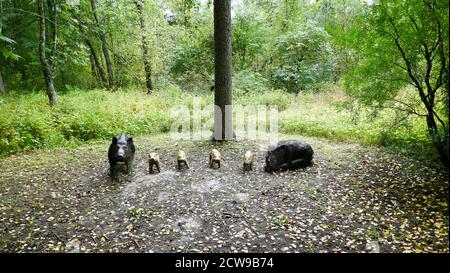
[0,71,5,93]
[47,0,57,70]
[213,0,233,141]
[421,89,449,167]
[0,0,5,92]
[90,0,114,89]
[135,0,153,94]
[89,52,99,82]
[425,111,449,166]
[38,0,57,106]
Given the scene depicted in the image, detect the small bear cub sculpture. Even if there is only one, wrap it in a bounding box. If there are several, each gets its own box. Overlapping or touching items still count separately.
[209,149,221,168]
[243,150,253,171]
[177,150,189,169]
[148,152,160,174]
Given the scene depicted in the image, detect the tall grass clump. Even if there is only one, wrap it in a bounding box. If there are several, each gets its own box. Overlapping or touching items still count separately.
[0,86,186,155]
[279,85,433,160]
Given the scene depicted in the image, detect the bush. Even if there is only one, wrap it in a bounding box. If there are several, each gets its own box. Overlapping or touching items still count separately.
[279,86,432,160]
[270,22,337,92]
[0,89,178,155]
[169,24,214,91]
[232,70,269,96]
[0,93,61,154]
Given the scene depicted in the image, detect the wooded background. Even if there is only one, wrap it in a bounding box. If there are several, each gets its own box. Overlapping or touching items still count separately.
[0,0,448,166]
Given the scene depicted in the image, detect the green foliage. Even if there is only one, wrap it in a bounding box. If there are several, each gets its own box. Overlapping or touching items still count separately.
[0,88,178,154]
[168,9,214,90]
[232,11,269,70]
[127,207,157,223]
[342,0,449,163]
[343,0,448,105]
[232,70,269,96]
[1,0,445,165]
[279,86,433,159]
[0,0,361,92]
[270,22,337,92]
[273,215,292,228]
[0,35,20,61]
[169,31,214,89]
[0,94,61,153]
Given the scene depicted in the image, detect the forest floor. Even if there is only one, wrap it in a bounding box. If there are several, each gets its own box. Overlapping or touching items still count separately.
[0,134,448,253]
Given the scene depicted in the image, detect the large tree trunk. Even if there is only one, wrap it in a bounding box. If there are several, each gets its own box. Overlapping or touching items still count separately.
[38,0,57,106]
[90,0,114,89]
[135,0,153,94]
[213,0,233,141]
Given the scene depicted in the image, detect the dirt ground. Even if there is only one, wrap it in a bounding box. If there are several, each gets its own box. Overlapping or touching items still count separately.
[0,134,448,253]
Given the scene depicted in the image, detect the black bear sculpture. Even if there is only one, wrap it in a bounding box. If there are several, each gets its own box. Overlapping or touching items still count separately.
[264,140,313,172]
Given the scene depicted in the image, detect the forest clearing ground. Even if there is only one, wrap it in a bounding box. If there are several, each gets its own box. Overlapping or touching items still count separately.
[0,133,448,253]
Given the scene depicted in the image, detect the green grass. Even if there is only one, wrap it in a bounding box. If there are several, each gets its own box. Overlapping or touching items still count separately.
[0,85,183,154]
[0,83,436,162]
[279,85,434,161]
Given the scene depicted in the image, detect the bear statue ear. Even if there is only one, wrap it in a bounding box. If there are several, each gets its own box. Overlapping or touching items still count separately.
[127,137,133,143]
[112,136,118,143]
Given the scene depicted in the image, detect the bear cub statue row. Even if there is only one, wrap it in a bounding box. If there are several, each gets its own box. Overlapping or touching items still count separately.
[108,134,313,177]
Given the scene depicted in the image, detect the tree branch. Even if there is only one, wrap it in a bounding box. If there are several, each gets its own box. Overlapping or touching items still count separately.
[391,98,427,117]
[375,75,414,85]
[386,15,423,92]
